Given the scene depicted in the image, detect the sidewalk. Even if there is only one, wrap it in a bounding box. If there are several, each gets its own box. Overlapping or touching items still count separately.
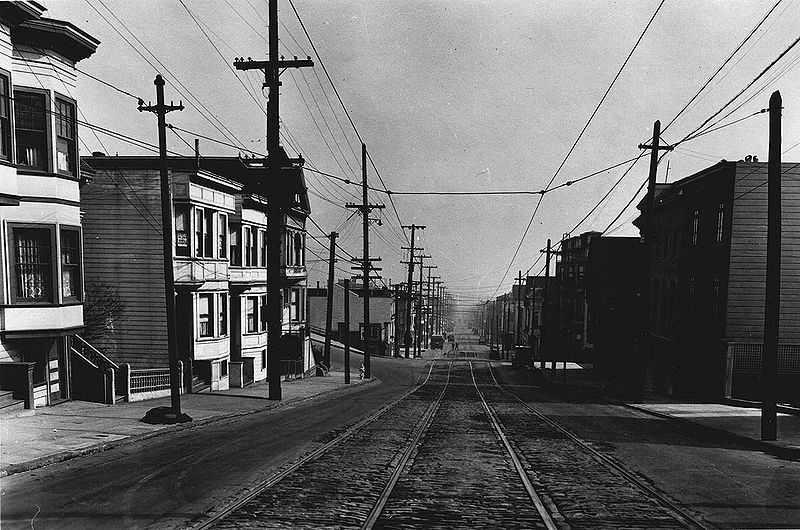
[0,370,372,477]
[530,362,800,458]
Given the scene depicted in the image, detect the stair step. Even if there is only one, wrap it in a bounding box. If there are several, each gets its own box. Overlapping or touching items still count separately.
[114,394,126,404]
[0,398,25,415]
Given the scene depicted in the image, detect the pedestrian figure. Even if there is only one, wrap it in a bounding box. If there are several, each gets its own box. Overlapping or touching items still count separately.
[359,362,365,379]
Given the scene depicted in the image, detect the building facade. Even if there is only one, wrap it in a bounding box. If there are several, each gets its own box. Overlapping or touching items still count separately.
[635,159,800,401]
[0,3,98,409]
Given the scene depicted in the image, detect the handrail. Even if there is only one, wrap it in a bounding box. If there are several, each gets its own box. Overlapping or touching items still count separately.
[70,347,99,369]
[74,334,119,371]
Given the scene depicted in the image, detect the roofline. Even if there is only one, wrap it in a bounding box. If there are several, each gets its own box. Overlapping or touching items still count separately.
[14,17,100,62]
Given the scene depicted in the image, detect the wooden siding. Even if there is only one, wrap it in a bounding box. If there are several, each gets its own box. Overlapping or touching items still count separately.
[81,167,169,369]
[727,162,800,342]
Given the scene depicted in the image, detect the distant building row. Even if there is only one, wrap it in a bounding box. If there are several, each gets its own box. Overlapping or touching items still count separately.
[483,159,800,403]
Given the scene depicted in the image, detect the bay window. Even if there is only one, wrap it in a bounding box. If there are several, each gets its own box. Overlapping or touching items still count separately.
[218,293,228,336]
[60,228,81,301]
[55,98,77,175]
[0,72,10,162]
[14,90,47,171]
[198,293,213,337]
[174,205,190,257]
[10,226,53,303]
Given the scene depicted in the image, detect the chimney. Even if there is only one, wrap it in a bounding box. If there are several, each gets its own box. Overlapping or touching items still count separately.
[745,155,752,162]
[195,139,200,169]
[92,151,106,157]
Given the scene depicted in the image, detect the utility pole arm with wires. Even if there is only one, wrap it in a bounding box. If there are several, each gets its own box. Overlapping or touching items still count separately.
[233,0,314,400]
[137,74,188,423]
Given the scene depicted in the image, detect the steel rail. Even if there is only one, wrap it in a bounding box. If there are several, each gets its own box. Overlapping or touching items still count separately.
[484,362,713,530]
[194,359,444,529]
[361,360,453,529]
[469,361,560,530]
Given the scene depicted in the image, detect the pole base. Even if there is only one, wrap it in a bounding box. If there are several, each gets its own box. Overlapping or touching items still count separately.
[141,406,193,424]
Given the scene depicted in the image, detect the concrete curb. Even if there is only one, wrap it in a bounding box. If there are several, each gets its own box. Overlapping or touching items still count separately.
[528,368,800,461]
[1,376,379,478]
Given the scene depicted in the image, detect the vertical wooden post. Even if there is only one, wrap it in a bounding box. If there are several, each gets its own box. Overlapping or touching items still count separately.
[344,278,351,384]
[762,90,781,441]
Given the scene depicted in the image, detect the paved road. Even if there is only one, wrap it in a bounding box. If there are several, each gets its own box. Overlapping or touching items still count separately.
[0,352,427,530]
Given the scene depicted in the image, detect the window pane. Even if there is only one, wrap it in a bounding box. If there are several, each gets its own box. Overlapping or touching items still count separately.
[14,228,52,301]
[175,206,190,257]
[244,226,252,267]
[219,293,227,335]
[0,75,9,161]
[14,91,47,170]
[60,229,81,300]
[195,209,205,257]
[218,214,227,259]
[204,210,214,257]
[260,295,267,331]
[198,294,213,337]
[260,230,267,267]
[246,296,258,333]
[229,227,241,266]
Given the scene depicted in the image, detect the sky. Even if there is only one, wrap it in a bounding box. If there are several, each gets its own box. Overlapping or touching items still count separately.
[41,0,800,309]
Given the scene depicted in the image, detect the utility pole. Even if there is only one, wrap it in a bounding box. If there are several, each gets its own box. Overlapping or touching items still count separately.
[762,90,781,441]
[515,271,523,349]
[401,224,425,357]
[343,278,351,384]
[431,278,441,340]
[234,0,314,400]
[638,120,674,401]
[321,232,338,375]
[542,239,552,374]
[393,283,403,357]
[414,255,430,357]
[138,75,187,422]
[346,144,384,379]
[424,266,437,349]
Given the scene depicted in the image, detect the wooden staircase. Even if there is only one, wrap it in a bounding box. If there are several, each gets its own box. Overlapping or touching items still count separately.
[191,376,210,394]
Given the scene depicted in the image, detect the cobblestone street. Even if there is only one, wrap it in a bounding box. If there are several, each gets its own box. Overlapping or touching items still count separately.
[202,358,698,529]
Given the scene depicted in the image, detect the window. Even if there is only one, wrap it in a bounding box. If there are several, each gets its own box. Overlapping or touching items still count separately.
[204,209,214,257]
[220,360,228,377]
[194,208,204,257]
[246,296,259,333]
[218,293,227,336]
[290,289,300,322]
[60,228,81,301]
[244,226,253,267]
[260,295,268,331]
[14,91,47,171]
[691,209,699,245]
[259,229,267,267]
[0,73,10,161]
[250,227,258,267]
[294,232,303,266]
[716,203,725,243]
[11,227,53,302]
[175,205,190,257]
[217,214,227,259]
[229,226,241,266]
[261,349,266,370]
[577,264,585,281]
[198,294,213,337]
[285,230,293,266]
[55,98,76,175]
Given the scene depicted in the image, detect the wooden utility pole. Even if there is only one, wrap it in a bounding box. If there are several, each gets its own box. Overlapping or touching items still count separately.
[637,120,673,400]
[346,145,384,379]
[543,239,552,373]
[234,0,313,400]
[401,224,425,357]
[321,231,338,375]
[138,75,186,421]
[343,278,351,384]
[423,265,437,348]
[763,90,781,441]
[515,271,523,348]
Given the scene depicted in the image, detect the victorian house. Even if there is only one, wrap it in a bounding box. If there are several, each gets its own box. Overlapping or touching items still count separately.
[0,2,99,410]
[80,152,311,399]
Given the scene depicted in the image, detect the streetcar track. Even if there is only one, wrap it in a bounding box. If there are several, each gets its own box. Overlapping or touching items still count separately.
[469,361,560,530]
[361,362,452,529]
[194,359,448,529]
[481,360,713,530]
